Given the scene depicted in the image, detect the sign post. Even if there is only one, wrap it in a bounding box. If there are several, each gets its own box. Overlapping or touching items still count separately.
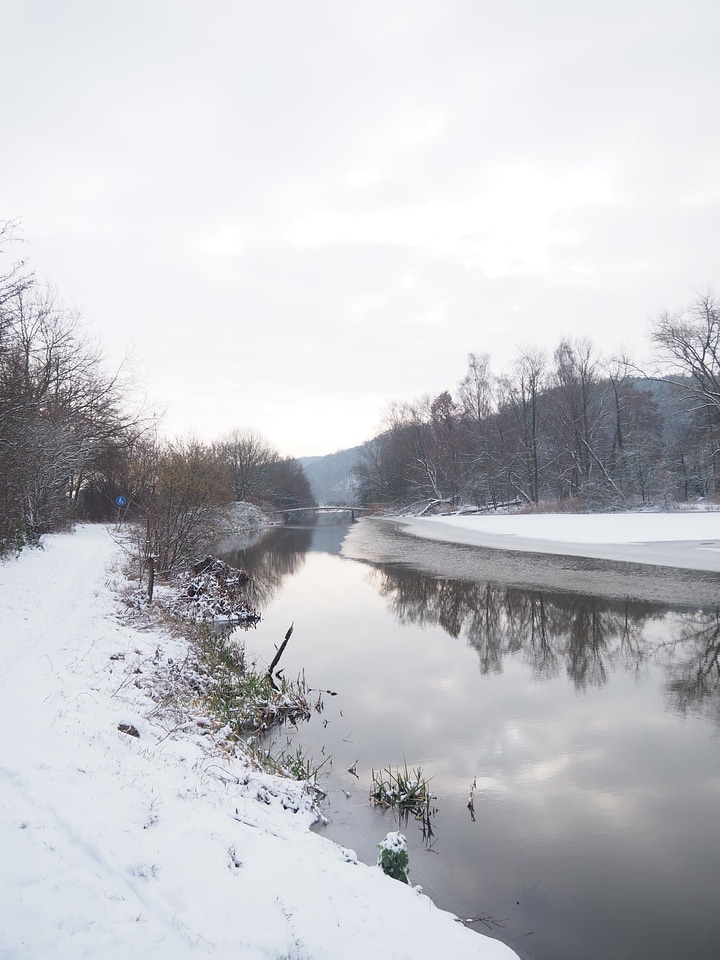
[115,494,128,528]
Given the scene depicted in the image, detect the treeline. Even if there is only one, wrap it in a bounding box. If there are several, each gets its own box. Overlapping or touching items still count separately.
[120,432,314,577]
[356,294,720,510]
[0,222,314,561]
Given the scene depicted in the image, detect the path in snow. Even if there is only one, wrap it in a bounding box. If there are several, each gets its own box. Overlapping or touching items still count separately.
[0,526,517,960]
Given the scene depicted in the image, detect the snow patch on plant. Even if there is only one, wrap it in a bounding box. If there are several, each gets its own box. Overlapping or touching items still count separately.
[377,831,410,884]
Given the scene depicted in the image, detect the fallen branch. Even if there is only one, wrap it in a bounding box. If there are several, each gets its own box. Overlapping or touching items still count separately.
[268,623,294,684]
[455,915,507,930]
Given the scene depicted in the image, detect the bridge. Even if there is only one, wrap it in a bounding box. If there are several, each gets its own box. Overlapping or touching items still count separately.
[279,505,371,523]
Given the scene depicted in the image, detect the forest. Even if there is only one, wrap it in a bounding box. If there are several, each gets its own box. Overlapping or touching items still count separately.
[0,221,314,563]
[355,298,720,512]
[4,216,720,561]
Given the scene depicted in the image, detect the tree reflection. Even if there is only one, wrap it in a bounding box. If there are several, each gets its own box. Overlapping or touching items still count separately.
[662,610,720,724]
[220,526,312,609]
[223,527,720,725]
[367,565,716,714]
[525,593,558,681]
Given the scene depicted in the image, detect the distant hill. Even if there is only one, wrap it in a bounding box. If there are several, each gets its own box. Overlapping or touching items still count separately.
[300,445,363,505]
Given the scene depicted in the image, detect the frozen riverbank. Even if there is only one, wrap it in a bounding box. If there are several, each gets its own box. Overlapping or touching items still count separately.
[0,525,517,960]
[396,511,720,573]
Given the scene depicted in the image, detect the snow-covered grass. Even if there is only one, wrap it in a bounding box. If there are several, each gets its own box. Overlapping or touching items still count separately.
[398,511,720,571]
[0,524,516,960]
[370,764,432,817]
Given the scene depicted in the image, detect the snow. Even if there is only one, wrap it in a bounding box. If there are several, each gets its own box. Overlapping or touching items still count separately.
[398,510,720,571]
[0,525,517,960]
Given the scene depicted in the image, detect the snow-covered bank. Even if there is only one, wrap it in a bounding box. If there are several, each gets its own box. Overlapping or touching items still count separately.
[397,511,720,572]
[0,526,517,960]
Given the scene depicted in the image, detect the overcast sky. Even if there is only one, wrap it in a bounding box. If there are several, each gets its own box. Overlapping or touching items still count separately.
[2,0,719,456]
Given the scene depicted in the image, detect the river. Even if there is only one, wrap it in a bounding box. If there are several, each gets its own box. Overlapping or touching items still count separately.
[219,517,720,960]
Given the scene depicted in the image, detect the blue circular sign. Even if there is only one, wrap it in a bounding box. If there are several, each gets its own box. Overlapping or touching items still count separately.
[115,495,127,507]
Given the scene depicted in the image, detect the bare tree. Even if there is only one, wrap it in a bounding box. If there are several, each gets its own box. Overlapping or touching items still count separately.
[265,457,316,509]
[497,348,548,503]
[0,219,33,310]
[0,277,141,545]
[133,438,233,589]
[215,428,279,502]
[652,292,720,494]
[603,356,667,503]
[456,352,498,505]
[549,337,611,500]
[458,352,493,424]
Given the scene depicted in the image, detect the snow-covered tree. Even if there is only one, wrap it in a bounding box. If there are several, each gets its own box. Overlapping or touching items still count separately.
[0,223,140,547]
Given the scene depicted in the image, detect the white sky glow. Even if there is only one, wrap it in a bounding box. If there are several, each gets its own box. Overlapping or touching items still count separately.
[2,0,720,456]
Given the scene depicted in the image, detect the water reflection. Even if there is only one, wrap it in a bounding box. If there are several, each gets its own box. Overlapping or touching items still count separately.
[662,610,720,724]
[218,521,350,609]
[368,565,720,722]
[219,526,312,608]
[343,517,720,607]
[221,523,720,725]
[216,521,720,960]
[372,568,645,685]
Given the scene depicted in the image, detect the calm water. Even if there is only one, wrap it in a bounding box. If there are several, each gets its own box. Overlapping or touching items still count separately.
[219,519,720,960]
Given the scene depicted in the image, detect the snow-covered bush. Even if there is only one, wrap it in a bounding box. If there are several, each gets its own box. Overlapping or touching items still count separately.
[377,831,410,884]
[182,556,259,624]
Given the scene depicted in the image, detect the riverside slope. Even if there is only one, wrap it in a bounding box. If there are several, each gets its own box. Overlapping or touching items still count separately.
[0,524,517,960]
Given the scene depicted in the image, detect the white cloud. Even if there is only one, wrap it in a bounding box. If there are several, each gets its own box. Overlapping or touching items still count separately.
[197,225,247,259]
[1,0,719,455]
[287,164,613,277]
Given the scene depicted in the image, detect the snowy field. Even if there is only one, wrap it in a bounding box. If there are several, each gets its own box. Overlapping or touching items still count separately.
[398,511,720,572]
[0,524,517,960]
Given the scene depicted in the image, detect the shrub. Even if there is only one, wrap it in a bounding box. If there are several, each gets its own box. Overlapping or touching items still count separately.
[377,831,410,883]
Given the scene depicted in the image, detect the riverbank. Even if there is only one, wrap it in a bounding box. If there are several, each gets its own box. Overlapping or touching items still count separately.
[220,516,720,960]
[0,524,517,960]
[396,511,720,572]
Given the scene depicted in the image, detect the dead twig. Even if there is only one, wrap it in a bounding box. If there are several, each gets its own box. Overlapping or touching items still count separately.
[467,777,477,821]
[455,915,507,930]
[268,623,294,680]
